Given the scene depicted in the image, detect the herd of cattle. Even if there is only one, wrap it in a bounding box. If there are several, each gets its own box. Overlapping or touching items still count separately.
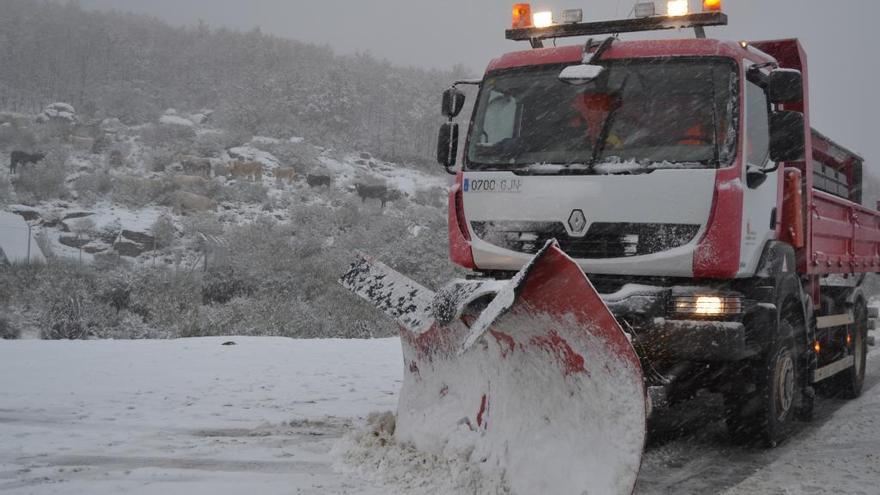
[8,150,405,208]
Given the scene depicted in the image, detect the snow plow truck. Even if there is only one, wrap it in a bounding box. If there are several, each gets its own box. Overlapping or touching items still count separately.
[341,2,877,493]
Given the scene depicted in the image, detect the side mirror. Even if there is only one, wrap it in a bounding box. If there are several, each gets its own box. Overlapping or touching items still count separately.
[746,166,769,189]
[442,88,465,118]
[559,64,605,85]
[769,111,805,163]
[437,122,459,169]
[768,69,803,104]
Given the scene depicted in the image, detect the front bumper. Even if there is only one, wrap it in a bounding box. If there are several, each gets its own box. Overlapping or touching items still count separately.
[602,288,760,362]
[636,318,755,361]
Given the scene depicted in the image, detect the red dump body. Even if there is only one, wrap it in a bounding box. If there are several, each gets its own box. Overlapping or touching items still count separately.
[752,40,880,279]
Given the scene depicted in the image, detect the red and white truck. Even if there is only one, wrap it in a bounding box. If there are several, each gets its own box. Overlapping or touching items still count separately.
[343,2,877,493]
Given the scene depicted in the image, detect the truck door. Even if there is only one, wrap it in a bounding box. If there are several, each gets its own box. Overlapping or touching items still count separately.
[738,64,779,276]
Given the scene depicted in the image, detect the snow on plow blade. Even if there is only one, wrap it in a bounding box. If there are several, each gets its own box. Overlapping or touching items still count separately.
[340,242,646,494]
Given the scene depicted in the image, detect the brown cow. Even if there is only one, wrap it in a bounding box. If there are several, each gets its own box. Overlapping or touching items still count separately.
[228,161,263,181]
[273,167,297,184]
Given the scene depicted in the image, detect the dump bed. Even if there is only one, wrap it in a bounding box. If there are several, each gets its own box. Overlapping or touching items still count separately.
[807,130,880,275]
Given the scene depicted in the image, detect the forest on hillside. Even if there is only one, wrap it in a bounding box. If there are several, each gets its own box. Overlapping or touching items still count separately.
[0,0,470,164]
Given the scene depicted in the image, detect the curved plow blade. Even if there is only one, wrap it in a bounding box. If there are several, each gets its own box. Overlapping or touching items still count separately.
[340,242,646,495]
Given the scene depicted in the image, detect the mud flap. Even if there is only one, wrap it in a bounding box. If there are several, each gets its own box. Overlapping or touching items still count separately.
[340,242,646,495]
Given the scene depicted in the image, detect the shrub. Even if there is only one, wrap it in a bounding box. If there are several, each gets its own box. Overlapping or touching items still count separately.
[129,267,201,332]
[41,293,90,340]
[0,176,13,206]
[232,181,268,204]
[194,130,248,158]
[140,122,196,150]
[37,262,102,340]
[147,149,175,173]
[13,150,69,202]
[0,317,20,340]
[112,176,175,208]
[91,311,167,340]
[97,271,133,314]
[74,172,113,203]
[69,217,97,238]
[251,140,319,172]
[150,215,178,250]
[202,266,253,305]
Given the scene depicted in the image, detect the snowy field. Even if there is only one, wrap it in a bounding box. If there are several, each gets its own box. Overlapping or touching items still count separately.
[0,335,877,494]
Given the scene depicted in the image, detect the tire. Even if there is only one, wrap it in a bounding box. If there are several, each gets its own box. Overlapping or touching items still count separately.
[841,303,868,399]
[725,320,803,446]
[756,333,798,447]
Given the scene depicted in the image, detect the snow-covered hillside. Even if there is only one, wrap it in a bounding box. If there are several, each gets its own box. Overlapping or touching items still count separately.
[1,108,454,341]
[0,334,876,494]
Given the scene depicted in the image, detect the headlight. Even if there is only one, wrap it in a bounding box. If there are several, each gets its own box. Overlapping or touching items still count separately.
[671,294,742,317]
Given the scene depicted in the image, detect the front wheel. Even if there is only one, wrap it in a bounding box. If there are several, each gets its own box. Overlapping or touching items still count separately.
[725,329,800,447]
[749,322,801,448]
[761,340,797,447]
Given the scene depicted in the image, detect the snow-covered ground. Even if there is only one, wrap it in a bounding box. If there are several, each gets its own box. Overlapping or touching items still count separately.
[0,335,877,494]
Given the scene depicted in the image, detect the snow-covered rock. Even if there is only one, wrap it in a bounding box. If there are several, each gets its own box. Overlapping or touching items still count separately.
[0,211,45,264]
[36,102,77,124]
[252,136,281,145]
[227,146,281,168]
[159,114,195,127]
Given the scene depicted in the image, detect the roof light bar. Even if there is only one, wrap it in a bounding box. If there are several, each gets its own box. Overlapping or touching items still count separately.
[702,0,722,12]
[533,11,554,28]
[512,3,533,29]
[634,2,656,18]
[505,12,728,44]
[667,0,689,17]
[562,8,583,24]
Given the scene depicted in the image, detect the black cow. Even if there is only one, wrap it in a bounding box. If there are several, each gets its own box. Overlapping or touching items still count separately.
[10,151,46,174]
[306,174,332,188]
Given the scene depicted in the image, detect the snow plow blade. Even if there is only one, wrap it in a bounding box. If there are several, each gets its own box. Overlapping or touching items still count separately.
[340,242,646,494]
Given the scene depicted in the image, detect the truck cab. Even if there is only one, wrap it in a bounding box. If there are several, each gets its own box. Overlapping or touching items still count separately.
[437,4,875,446]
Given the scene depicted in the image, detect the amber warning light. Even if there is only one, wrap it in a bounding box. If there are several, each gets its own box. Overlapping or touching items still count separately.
[512,3,533,29]
[703,0,723,12]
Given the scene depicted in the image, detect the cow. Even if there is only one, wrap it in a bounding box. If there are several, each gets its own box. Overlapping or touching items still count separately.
[306,174,332,188]
[10,151,46,174]
[273,167,297,184]
[228,161,263,181]
[354,183,405,208]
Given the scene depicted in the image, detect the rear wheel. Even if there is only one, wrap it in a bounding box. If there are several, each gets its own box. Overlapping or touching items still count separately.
[841,303,868,399]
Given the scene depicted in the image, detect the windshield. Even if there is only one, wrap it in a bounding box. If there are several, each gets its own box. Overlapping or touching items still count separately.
[466,58,739,173]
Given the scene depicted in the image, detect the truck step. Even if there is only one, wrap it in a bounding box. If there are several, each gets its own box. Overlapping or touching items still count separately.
[816,313,854,329]
[869,319,877,331]
[869,307,879,319]
[869,335,876,347]
[812,355,855,383]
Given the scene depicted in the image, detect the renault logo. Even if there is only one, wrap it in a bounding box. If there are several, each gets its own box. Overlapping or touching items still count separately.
[568,209,587,234]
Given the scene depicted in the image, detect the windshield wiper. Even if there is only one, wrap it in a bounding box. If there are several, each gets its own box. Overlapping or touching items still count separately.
[586,75,630,170]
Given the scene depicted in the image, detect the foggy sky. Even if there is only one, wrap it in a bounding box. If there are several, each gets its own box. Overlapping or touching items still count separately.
[74,0,878,171]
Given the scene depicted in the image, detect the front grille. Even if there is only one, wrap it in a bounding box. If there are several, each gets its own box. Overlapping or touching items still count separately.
[471,221,700,259]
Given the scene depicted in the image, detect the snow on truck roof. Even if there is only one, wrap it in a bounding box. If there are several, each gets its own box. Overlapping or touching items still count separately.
[485,38,774,72]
